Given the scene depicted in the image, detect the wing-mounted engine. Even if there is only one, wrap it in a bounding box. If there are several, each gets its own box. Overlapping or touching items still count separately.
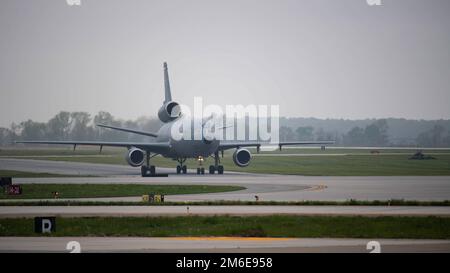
[158,101,181,123]
[125,147,145,167]
[233,148,252,167]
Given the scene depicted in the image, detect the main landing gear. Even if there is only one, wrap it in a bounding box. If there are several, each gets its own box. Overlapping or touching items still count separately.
[173,153,225,175]
[141,152,156,177]
[176,158,187,174]
[208,151,224,175]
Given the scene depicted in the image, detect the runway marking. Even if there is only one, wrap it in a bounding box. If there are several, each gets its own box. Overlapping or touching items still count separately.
[303,184,328,191]
[168,237,290,241]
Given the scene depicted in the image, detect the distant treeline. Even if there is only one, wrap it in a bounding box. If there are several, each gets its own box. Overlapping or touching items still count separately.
[280,117,450,147]
[0,111,163,145]
[1,111,450,147]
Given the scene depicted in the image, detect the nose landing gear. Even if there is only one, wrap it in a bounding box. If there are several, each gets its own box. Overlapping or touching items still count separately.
[196,156,205,175]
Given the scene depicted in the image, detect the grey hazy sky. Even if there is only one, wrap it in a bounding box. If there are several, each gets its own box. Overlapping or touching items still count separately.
[1,0,449,127]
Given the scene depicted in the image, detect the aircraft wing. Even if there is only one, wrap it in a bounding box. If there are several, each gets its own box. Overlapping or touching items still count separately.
[218,141,335,151]
[15,141,170,154]
[96,124,158,138]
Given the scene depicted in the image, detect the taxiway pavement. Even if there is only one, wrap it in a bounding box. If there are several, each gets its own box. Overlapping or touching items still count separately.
[1,237,449,253]
[1,205,450,218]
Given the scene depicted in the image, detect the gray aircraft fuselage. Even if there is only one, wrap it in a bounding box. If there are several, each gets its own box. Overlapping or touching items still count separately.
[154,117,220,159]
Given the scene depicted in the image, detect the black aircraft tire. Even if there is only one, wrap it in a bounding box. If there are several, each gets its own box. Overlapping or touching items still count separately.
[182,165,187,174]
[209,165,215,174]
[218,165,224,174]
[141,166,148,177]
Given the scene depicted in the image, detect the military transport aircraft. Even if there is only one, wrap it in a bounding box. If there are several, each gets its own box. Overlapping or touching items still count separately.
[17,63,333,176]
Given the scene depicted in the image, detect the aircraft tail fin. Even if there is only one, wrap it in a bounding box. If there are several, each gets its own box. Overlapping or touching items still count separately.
[163,62,172,103]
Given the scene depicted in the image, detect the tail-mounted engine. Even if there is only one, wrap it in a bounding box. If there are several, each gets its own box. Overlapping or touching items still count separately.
[158,101,181,123]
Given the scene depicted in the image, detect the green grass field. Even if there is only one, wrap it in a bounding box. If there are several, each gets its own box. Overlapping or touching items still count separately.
[2,147,450,175]
[1,215,449,238]
[0,184,245,199]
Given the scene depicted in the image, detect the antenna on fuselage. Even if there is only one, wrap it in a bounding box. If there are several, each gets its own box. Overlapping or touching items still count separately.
[163,62,172,103]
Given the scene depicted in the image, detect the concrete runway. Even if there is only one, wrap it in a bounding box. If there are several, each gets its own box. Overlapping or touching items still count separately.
[0,158,143,176]
[1,237,449,253]
[1,158,450,201]
[1,205,450,218]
